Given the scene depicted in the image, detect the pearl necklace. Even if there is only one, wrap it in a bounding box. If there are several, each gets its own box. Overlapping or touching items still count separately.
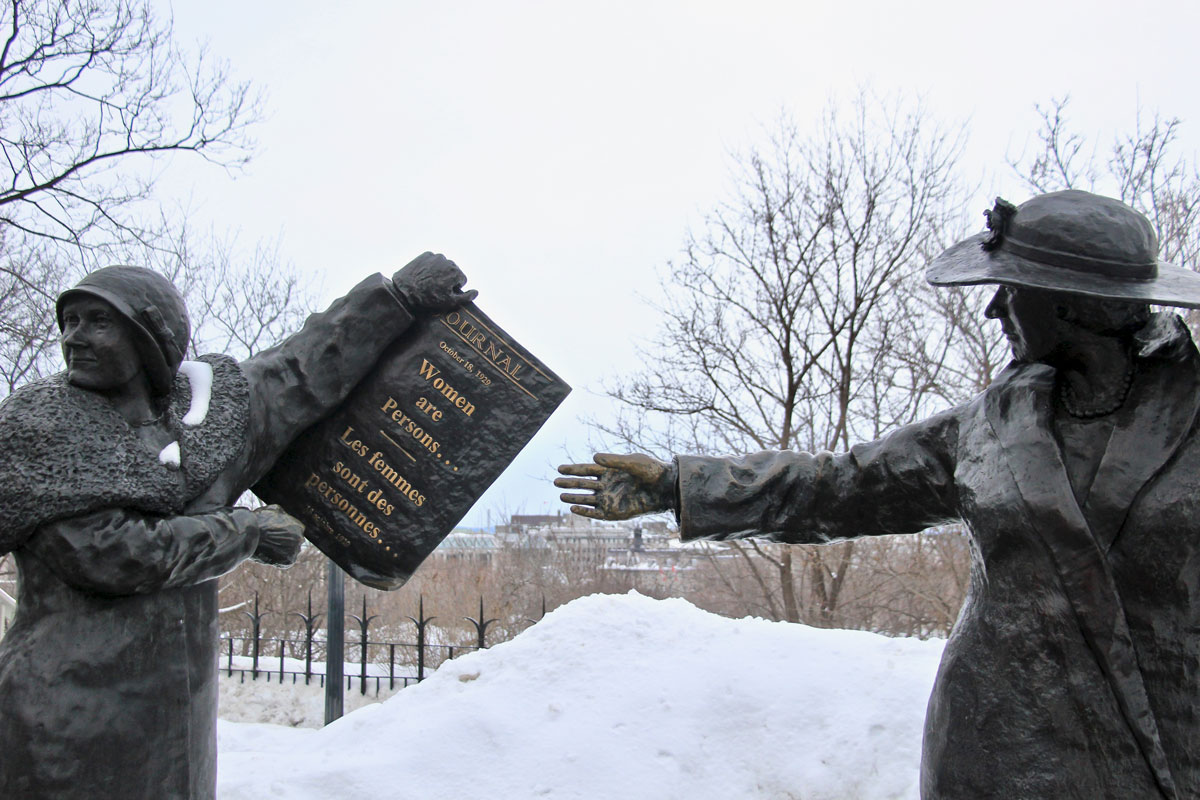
[1058,361,1136,420]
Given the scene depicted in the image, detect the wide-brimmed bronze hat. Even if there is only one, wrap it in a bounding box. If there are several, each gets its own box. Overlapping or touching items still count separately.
[926,189,1200,309]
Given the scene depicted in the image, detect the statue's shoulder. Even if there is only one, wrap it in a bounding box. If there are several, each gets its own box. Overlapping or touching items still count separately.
[196,352,241,370]
[170,353,248,405]
[1135,312,1196,362]
[0,372,93,437]
[1,371,69,404]
[179,354,249,400]
[170,354,251,496]
[190,353,246,382]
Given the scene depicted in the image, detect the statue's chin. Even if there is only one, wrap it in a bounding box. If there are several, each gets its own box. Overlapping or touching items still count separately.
[65,367,120,396]
[66,367,100,388]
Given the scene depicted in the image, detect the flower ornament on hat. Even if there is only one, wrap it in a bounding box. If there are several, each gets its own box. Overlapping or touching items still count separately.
[927,189,1200,308]
[980,197,1018,252]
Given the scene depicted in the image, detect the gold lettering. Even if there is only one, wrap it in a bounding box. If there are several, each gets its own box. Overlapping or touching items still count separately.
[366,451,424,507]
[332,461,368,493]
[338,426,368,457]
[367,487,395,516]
[418,359,440,381]
[418,365,475,418]
[415,396,444,422]
[453,395,476,416]
[382,402,442,454]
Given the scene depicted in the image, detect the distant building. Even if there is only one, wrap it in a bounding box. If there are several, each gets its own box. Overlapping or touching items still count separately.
[431,529,500,562]
[433,514,724,579]
[498,511,588,533]
[489,513,707,572]
[507,513,568,528]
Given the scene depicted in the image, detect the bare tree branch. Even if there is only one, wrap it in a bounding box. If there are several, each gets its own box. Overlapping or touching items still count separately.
[0,0,260,254]
[591,90,979,624]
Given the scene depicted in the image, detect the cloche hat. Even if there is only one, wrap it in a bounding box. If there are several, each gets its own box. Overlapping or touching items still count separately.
[926,189,1200,308]
[56,266,191,397]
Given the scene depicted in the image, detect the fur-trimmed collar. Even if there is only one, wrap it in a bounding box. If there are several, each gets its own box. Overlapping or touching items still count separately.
[0,354,249,553]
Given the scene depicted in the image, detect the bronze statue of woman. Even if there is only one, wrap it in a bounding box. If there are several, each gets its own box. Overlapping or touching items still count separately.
[0,253,474,799]
[558,190,1200,799]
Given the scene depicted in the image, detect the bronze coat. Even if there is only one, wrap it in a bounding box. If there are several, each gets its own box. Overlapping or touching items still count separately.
[677,316,1200,800]
[0,275,413,800]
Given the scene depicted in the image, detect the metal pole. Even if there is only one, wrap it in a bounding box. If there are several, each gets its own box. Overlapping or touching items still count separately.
[324,559,345,725]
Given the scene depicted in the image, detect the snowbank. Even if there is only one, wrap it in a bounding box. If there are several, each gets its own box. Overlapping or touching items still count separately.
[217,592,944,799]
[219,666,401,728]
[219,651,404,728]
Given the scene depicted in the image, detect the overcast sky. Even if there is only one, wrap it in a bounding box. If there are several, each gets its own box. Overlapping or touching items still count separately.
[157,0,1200,527]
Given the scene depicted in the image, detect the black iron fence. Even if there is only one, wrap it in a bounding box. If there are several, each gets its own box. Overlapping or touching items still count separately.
[219,594,537,695]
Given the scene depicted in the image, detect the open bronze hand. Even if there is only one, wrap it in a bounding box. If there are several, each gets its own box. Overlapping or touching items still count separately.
[555,452,676,520]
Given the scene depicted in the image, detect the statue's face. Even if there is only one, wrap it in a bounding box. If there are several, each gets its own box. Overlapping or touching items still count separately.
[984,286,1061,363]
[60,296,144,395]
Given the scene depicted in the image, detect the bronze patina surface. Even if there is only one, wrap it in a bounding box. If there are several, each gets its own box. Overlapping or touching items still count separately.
[559,191,1200,799]
[0,253,473,799]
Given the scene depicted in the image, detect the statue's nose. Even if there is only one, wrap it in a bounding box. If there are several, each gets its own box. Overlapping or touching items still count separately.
[61,323,92,349]
[983,288,1007,320]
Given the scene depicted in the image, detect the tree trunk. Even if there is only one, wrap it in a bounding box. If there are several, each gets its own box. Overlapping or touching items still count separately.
[779,548,799,623]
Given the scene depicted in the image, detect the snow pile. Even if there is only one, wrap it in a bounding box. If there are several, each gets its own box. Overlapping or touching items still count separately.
[217,592,944,800]
[219,664,400,728]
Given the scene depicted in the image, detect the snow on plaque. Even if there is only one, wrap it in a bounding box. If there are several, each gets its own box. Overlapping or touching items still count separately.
[254,303,570,589]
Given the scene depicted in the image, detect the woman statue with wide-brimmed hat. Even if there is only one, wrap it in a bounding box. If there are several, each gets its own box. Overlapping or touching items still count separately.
[558,190,1200,799]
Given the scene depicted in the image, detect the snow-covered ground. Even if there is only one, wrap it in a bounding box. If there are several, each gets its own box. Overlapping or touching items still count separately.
[220,666,402,728]
[219,652,403,727]
[217,592,945,799]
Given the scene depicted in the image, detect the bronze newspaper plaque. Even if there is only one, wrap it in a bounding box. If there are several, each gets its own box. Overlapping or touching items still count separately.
[255,303,570,589]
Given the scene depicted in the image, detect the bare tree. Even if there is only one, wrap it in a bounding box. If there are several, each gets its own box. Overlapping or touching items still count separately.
[1007,98,1099,195]
[0,233,62,392]
[0,221,319,398]
[0,0,257,251]
[594,92,975,623]
[145,223,318,361]
[0,0,264,391]
[0,0,332,611]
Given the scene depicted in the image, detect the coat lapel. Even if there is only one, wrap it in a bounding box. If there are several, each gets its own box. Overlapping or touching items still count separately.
[985,363,1178,800]
[1082,348,1200,552]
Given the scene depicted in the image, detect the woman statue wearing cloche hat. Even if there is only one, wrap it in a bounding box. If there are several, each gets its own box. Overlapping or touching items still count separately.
[558,190,1200,799]
[0,253,475,799]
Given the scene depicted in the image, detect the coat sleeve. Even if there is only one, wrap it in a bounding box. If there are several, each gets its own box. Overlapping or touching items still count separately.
[232,273,416,492]
[23,507,263,596]
[676,407,963,543]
